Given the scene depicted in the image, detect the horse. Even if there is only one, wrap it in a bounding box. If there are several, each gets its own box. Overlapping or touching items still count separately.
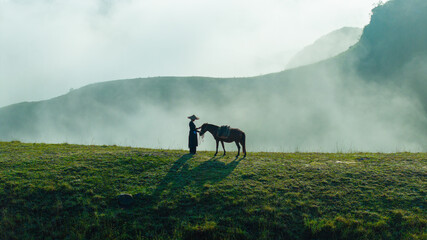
[198,123,246,157]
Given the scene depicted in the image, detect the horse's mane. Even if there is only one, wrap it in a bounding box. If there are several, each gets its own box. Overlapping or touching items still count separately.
[203,123,218,128]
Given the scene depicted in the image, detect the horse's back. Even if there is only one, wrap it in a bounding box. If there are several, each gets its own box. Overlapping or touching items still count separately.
[231,128,244,134]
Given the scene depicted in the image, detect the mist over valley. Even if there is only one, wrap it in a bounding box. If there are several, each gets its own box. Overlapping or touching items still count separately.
[1,0,426,152]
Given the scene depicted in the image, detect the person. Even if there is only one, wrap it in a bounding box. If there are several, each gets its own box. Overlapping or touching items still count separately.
[188,115,199,154]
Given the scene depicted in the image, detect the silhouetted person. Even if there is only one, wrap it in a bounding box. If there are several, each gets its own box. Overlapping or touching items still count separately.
[188,115,199,154]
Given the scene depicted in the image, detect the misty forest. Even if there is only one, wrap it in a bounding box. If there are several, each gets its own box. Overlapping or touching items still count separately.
[0,0,426,239]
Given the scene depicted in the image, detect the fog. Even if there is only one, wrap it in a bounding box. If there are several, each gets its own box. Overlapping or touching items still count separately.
[2,0,426,153]
[0,0,387,107]
[6,54,426,152]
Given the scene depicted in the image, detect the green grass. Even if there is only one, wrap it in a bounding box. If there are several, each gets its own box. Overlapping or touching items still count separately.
[0,141,426,240]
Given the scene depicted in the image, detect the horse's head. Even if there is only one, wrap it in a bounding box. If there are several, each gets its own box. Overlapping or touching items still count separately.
[198,123,209,137]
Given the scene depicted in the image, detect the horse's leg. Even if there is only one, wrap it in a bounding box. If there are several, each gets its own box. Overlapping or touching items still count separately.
[214,140,219,156]
[235,141,240,157]
[221,141,226,156]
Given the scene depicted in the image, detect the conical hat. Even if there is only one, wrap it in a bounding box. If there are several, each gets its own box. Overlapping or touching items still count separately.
[188,115,199,120]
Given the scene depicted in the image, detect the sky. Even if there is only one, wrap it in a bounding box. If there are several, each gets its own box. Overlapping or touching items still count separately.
[0,0,388,107]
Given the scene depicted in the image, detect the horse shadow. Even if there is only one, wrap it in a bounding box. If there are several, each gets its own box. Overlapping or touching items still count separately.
[151,154,243,203]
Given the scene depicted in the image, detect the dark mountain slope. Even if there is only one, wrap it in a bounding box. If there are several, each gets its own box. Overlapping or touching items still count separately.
[354,0,427,77]
[344,0,427,114]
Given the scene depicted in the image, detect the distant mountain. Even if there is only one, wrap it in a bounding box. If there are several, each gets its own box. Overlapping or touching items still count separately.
[286,27,362,69]
[1,0,426,151]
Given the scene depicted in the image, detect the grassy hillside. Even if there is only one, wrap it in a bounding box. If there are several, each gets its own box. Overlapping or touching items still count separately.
[0,141,425,239]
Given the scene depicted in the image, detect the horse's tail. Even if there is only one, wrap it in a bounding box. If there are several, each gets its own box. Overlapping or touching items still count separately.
[241,132,246,155]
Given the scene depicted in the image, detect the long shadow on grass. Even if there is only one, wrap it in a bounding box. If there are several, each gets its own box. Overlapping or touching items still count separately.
[152,154,243,203]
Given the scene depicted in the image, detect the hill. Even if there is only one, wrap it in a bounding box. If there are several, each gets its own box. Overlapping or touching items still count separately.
[0,0,427,152]
[0,141,425,239]
[286,27,362,69]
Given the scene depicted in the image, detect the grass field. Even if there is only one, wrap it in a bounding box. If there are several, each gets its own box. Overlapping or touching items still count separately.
[0,141,426,239]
